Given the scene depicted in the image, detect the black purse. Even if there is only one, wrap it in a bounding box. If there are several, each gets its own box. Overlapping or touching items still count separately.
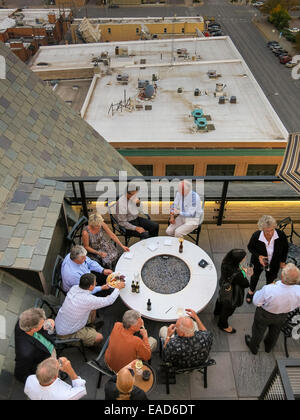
[218,274,234,306]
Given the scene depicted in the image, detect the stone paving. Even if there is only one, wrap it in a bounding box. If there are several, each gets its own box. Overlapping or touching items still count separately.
[1,222,300,400]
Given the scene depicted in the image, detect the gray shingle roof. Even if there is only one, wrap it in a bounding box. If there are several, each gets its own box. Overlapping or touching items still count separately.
[0,42,140,270]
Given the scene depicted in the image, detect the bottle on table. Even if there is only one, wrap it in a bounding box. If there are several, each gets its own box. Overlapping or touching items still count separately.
[179,237,184,253]
[135,281,140,293]
[131,280,136,293]
[147,299,151,311]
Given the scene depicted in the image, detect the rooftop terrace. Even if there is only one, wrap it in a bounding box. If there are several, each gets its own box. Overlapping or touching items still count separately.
[2,222,300,400]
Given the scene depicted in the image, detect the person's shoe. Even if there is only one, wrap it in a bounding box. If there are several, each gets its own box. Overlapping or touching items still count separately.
[264,341,272,353]
[219,327,236,334]
[245,335,258,355]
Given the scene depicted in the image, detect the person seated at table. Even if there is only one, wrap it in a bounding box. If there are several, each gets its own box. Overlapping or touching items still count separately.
[55,273,125,349]
[14,308,56,384]
[61,245,113,293]
[82,213,130,270]
[166,180,203,238]
[104,360,148,400]
[24,357,87,400]
[113,184,159,240]
[105,310,157,373]
[159,309,213,369]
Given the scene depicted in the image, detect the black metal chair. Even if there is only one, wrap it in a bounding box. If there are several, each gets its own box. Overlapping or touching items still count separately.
[278,217,300,244]
[51,255,66,299]
[86,335,114,388]
[159,337,216,394]
[34,298,87,362]
[281,308,300,358]
[66,215,88,249]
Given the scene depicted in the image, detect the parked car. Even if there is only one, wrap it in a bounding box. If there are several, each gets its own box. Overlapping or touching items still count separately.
[267,41,279,47]
[274,49,288,56]
[253,1,264,6]
[280,55,292,64]
[286,61,297,68]
[208,22,220,28]
[289,27,300,33]
[209,30,224,36]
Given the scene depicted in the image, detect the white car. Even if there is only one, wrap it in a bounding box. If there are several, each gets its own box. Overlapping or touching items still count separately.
[289,27,300,33]
[253,1,264,6]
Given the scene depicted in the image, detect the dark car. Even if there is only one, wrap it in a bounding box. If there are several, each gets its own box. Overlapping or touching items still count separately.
[274,49,288,56]
[267,41,279,48]
[208,22,221,28]
[209,30,224,36]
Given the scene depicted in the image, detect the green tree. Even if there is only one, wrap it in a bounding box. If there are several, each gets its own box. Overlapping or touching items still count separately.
[296,31,300,51]
[269,4,291,30]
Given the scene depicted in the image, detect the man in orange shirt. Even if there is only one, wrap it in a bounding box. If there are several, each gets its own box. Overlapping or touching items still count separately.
[105,310,157,373]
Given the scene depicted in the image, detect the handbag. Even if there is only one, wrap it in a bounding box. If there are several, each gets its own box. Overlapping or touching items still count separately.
[218,274,234,306]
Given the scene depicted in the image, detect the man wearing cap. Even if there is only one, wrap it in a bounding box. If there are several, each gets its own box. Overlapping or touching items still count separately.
[113,185,159,239]
[245,263,300,354]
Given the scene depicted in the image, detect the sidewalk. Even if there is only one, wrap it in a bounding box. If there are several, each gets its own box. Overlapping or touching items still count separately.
[253,16,298,56]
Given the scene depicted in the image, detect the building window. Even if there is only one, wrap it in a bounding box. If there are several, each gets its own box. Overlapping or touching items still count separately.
[246,164,277,176]
[136,28,140,33]
[166,165,194,176]
[108,28,111,34]
[206,165,235,176]
[164,28,167,33]
[133,165,153,176]
[181,28,185,33]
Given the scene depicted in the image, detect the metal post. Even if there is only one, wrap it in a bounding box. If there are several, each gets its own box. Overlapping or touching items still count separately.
[217,180,229,226]
[79,181,89,219]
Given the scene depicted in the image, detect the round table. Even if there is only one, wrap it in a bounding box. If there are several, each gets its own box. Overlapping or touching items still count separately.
[115,236,217,322]
[134,362,155,394]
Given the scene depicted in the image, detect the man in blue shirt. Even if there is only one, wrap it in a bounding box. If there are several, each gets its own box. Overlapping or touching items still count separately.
[62,245,113,293]
[166,180,203,238]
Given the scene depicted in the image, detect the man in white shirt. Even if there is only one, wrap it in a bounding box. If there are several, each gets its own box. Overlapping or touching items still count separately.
[166,180,203,238]
[245,263,300,355]
[55,273,125,347]
[24,357,87,400]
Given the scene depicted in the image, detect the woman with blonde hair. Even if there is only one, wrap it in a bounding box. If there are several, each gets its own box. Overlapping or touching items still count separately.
[82,213,130,269]
[104,360,148,400]
[246,215,288,304]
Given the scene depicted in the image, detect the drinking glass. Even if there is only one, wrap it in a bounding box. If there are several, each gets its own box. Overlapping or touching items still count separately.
[135,359,143,376]
[176,307,185,318]
[263,257,270,272]
[43,319,55,335]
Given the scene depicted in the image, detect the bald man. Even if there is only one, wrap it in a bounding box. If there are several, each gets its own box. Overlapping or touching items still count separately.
[166,181,203,238]
[159,309,213,369]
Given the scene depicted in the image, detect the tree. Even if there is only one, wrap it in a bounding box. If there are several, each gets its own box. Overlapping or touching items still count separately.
[260,0,282,14]
[296,31,300,51]
[269,4,291,30]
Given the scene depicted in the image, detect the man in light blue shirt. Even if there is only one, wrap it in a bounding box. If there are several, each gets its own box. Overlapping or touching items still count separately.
[61,245,112,293]
[166,180,203,238]
[245,263,300,355]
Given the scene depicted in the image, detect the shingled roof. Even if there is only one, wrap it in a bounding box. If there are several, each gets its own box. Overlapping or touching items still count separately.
[0,42,140,271]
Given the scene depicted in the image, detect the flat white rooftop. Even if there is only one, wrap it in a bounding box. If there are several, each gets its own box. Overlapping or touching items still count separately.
[0,8,70,28]
[32,38,288,145]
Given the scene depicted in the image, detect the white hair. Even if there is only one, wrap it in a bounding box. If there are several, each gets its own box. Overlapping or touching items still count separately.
[282,263,300,285]
[122,310,141,329]
[258,215,277,230]
[70,245,87,261]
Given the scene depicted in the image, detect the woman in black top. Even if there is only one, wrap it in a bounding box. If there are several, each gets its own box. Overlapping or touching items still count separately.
[214,249,250,334]
[105,361,148,401]
[246,215,288,303]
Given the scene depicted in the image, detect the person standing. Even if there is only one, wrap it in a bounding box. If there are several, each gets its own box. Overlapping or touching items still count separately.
[214,249,250,334]
[246,215,288,304]
[245,263,300,355]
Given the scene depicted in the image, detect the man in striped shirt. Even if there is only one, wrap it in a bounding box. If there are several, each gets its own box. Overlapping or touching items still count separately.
[55,273,124,347]
[166,180,203,238]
